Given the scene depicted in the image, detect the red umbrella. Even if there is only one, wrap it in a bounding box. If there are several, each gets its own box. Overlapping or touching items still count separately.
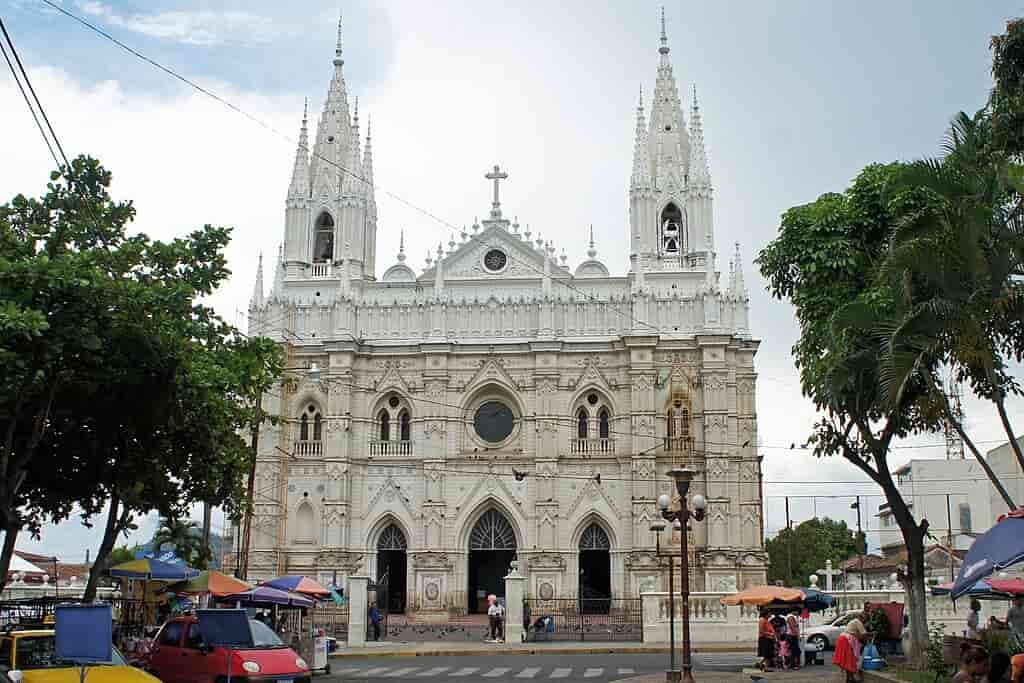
[262,575,331,598]
[985,577,1024,595]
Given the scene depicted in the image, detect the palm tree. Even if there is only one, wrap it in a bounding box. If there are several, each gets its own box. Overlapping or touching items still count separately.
[152,517,210,569]
[870,111,1024,492]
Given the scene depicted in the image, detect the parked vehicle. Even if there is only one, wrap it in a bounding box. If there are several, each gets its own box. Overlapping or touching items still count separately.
[147,615,311,683]
[0,628,157,682]
[804,610,862,650]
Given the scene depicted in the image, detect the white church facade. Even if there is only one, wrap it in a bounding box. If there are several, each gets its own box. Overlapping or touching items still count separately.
[246,14,767,617]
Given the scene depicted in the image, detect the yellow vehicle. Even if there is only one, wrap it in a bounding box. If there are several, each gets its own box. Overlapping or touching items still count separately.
[0,629,159,683]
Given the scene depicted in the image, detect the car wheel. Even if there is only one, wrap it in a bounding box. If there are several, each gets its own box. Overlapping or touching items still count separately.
[808,634,828,650]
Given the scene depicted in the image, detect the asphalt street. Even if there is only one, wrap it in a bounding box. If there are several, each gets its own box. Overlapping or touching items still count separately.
[323,652,771,681]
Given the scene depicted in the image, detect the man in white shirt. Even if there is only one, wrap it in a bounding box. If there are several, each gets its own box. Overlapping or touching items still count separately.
[487,595,505,642]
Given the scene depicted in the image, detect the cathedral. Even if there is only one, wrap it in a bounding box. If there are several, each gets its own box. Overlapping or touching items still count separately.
[245,12,767,617]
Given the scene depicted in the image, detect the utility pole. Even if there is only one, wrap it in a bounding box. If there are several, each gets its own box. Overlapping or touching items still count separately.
[785,496,792,584]
[851,497,864,590]
[946,494,955,584]
[239,389,263,581]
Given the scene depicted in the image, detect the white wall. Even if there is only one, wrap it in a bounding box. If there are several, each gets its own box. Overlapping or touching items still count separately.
[988,437,1024,519]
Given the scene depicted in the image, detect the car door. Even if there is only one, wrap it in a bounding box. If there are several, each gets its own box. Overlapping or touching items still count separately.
[149,620,186,683]
[183,621,217,683]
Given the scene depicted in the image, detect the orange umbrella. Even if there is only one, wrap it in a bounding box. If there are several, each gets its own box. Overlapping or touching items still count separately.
[720,585,805,606]
[162,570,252,597]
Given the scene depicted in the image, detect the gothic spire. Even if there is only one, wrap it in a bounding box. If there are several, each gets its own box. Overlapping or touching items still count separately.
[272,244,284,297]
[344,96,363,193]
[587,224,597,259]
[631,85,651,191]
[688,84,711,188]
[648,8,689,190]
[334,13,344,65]
[362,115,375,199]
[397,228,406,262]
[731,241,747,298]
[288,99,310,199]
[310,13,352,192]
[250,252,265,308]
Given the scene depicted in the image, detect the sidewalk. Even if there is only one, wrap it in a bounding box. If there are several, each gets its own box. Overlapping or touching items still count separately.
[331,640,756,659]
[621,666,842,683]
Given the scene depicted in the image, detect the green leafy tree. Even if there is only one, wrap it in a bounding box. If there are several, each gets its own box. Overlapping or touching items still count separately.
[0,157,282,596]
[758,163,941,662]
[765,517,864,587]
[108,545,141,567]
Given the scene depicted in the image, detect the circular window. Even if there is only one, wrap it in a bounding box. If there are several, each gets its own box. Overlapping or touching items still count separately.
[307,405,316,413]
[665,125,671,131]
[388,396,400,408]
[474,401,515,444]
[484,249,508,272]
[587,393,599,405]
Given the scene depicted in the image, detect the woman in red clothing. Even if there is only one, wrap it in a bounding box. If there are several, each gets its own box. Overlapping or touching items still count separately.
[757,609,776,671]
[833,618,866,682]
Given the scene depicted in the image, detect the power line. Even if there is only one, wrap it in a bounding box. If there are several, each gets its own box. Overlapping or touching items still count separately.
[0,18,61,168]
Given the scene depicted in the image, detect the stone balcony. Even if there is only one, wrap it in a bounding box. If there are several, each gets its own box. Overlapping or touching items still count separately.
[293,440,323,457]
[570,437,615,456]
[369,439,413,457]
[309,262,333,278]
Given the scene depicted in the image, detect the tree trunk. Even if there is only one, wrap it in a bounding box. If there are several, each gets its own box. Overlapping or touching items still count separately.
[83,493,121,602]
[0,521,19,594]
[995,395,1024,477]
[903,525,930,668]
[201,503,212,570]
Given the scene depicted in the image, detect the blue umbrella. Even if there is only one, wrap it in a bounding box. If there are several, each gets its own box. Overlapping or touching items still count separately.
[951,508,1024,600]
[109,557,199,581]
[798,587,837,612]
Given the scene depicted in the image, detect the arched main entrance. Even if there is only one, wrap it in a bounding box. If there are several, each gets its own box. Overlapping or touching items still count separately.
[377,524,407,614]
[467,509,517,613]
[578,523,611,614]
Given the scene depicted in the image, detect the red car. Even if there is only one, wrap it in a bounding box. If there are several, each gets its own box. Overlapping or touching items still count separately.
[147,616,310,683]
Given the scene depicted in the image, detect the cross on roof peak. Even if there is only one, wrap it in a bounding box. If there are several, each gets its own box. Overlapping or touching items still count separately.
[485,164,509,218]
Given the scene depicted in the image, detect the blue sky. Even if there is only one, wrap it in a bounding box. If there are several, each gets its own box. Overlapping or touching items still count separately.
[2,0,1023,562]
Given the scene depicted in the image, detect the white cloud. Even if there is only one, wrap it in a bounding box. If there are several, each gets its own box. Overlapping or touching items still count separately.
[77,1,276,46]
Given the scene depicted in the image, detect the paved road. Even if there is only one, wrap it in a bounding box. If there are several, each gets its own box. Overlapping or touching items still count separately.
[324,652,761,681]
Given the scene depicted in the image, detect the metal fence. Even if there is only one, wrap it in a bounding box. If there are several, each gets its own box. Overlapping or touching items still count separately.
[524,597,643,641]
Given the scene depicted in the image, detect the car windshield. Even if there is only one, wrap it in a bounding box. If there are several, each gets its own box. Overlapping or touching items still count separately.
[15,635,120,670]
[249,619,286,649]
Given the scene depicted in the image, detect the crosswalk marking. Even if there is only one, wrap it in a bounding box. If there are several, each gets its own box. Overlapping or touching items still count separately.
[358,667,391,677]
[451,667,480,677]
[515,667,541,678]
[483,667,512,677]
[584,668,603,678]
[333,667,361,676]
[617,668,636,675]
[550,668,572,678]
[383,666,418,677]
[416,666,450,677]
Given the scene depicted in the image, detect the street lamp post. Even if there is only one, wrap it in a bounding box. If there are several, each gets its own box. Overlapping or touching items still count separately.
[650,521,678,682]
[658,468,707,683]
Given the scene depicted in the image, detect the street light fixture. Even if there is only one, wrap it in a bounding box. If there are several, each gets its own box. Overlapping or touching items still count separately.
[649,520,677,682]
[658,468,707,683]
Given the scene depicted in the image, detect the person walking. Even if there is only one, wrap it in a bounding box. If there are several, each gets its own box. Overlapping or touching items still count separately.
[951,643,990,682]
[486,594,505,642]
[785,611,802,670]
[368,602,381,642]
[967,599,983,639]
[757,609,776,672]
[833,618,866,683]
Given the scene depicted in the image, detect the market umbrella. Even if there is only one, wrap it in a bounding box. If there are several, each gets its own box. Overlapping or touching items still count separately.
[720,585,804,607]
[219,586,314,608]
[932,580,1002,598]
[952,508,1024,600]
[984,577,1024,595]
[161,570,252,597]
[109,557,199,581]
[262,575,331,598]
[797,587,837,612]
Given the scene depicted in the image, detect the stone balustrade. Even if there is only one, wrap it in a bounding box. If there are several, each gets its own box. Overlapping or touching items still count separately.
[570,437,615,455]
[369,439,413,456]
[641,589,977,644]
[293,439,323,457]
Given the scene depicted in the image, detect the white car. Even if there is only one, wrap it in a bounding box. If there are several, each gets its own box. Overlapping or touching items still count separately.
[805,610,862,650]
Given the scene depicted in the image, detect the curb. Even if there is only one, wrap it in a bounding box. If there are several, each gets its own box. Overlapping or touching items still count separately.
[330,644,753,659]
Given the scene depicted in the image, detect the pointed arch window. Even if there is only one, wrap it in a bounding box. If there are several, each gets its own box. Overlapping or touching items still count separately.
[579,523,611,550]
[313,413,323,441]
[296,501,315,543]
[379,410,391,442]
[399,409,410,441]
[377,524,408,551]
[314,212,335,263]
[660,203,685,255]
[598,409,610,439]
[577,408,589,439]
[469,509,517,550]
[300,413,310,441]
[299,404,322,442]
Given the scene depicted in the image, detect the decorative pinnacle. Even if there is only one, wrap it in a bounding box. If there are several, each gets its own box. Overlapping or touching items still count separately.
[397,230,405,262]
[303,97,308,123]
[353,96,359,122]
[659,7,669,54]
[366,115,371,141]
[639,83,644,109]
[334,13,344,65]
[692,83,698,110]
[587,225,597,259]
